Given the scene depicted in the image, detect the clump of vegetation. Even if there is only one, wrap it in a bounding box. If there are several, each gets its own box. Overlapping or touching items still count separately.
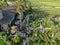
[12,33,21,43]
[0,1,6,6]
[0,32,8,45]
[28,7,60,45]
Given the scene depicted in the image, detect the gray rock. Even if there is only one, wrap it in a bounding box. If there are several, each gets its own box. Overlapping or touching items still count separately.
[0,10,3,20]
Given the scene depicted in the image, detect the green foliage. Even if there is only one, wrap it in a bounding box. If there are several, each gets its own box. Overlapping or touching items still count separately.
[0,0,60,45]
[0,1,6,6]
[13,0,32,30]
[0,39,5,45]
[28,28,58,45]
[12,33,21,43]
[0,32,8,45]
[6,41,11,45]
[13,0,32,13]
[28,7,60,45]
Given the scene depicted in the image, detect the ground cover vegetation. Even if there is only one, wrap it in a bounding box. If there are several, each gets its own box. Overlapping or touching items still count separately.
[28,8,60,45]
[0,1,6,6]
[0,0,60,45]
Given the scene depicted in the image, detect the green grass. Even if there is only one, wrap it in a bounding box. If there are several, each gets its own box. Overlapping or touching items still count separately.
[39,8,60,16]
[32,8,60,18]
[29,8,60,45]
[29,0,60,44]
[29,8,60,28]
[29,0,60,6]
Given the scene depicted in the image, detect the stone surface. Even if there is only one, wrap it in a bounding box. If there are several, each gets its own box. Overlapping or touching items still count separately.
[0,9,15,25]
[0,10,3,20]
[0,8,16,30]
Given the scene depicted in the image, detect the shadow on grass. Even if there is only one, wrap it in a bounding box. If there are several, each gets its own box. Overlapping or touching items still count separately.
[55,38,60,45]
[29,9,50,22]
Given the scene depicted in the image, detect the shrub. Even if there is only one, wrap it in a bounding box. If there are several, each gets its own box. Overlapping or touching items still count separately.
[12,33,21,43]
[0,39,5,45]
[0,1,6,6]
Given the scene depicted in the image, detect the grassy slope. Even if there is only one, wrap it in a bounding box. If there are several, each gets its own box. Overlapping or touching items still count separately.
[40,8,60,16]
[29,0,60,6]
[29,8,60,43]
[29,0,60,44]
[32,8,60,18]
[40,8,60,40]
